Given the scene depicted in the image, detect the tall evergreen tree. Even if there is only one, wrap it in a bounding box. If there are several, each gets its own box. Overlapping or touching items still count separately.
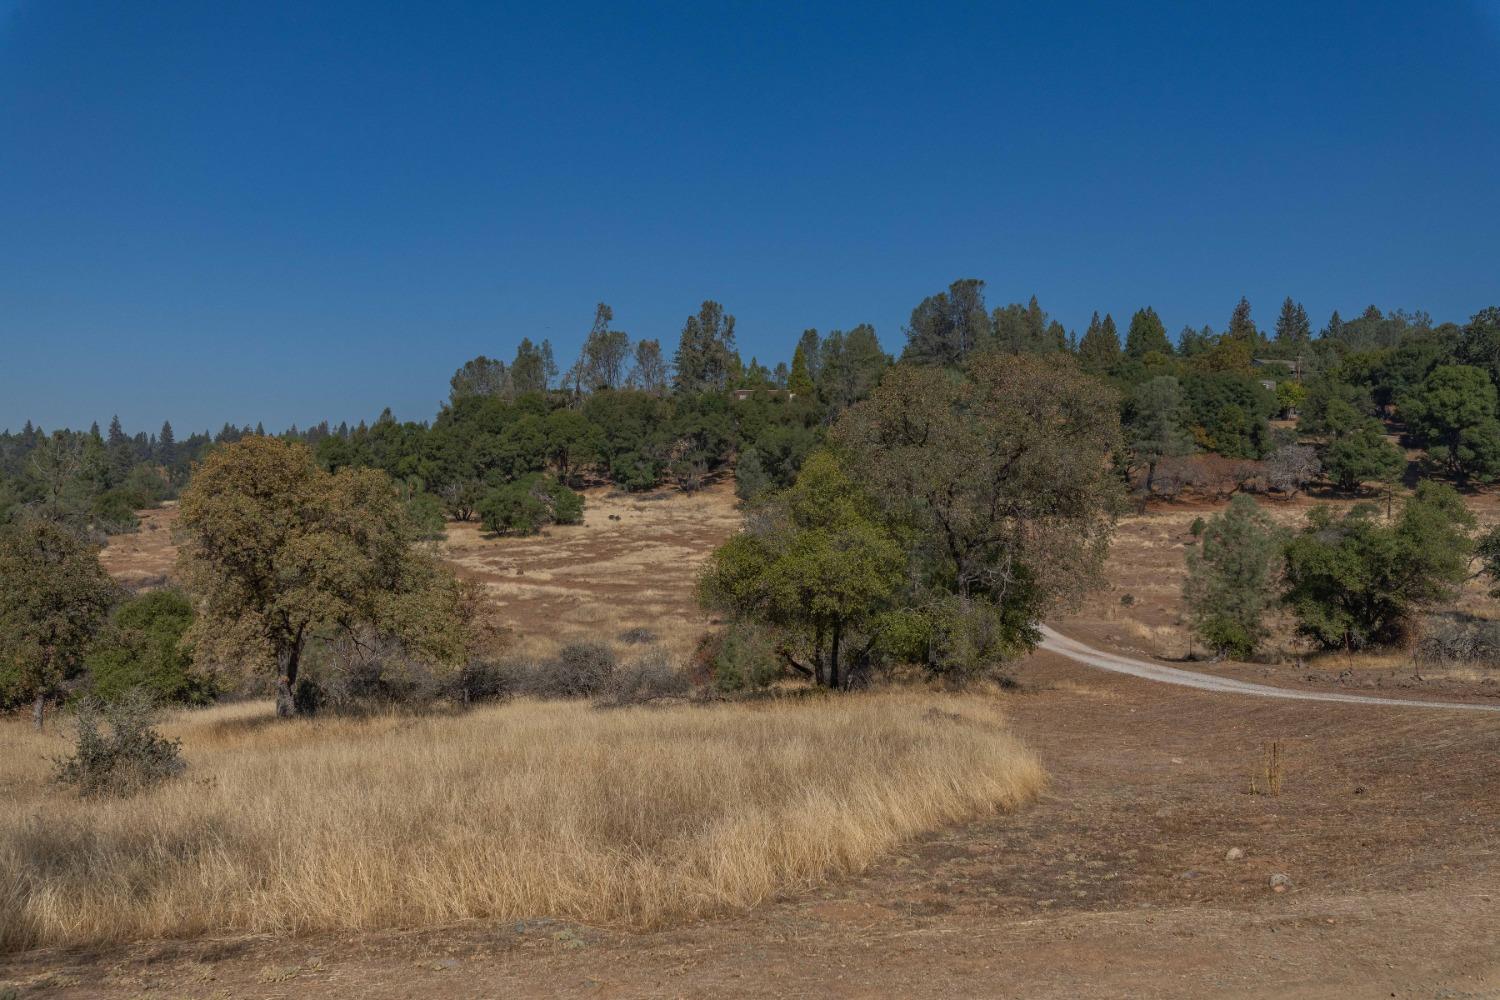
[1324,309,1344,341]
[673,300,738,393]
[626,339,669,395]
[1127,375,1194,494]
[817,325,888,415]
[540,339,559,390]
[789,340,815,393]
[511,338,548,394]
[901,278,989,366]
[157,421,176,466]
[576,303,631,391]
[104,415,133,485]
[1077,312,1121,373]
[1226,296,1258,348]
[1273,296,1312,346]
[449,356,511,404]
[1124,307,1172,358]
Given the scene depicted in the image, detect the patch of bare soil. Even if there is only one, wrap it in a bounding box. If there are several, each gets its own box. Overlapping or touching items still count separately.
[96,503,180,590]
[9,651,1500,998]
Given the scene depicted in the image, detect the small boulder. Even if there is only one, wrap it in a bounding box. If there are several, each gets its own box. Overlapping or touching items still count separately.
[1269,873,1292,892]
[1225,847,1245,861]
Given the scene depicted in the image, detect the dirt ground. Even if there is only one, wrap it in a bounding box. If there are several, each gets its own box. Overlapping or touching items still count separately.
[13,484,1500,998]
[8,648,1500,999]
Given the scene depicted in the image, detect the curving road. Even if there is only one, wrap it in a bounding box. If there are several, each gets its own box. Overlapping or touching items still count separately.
[1039,625,1500,713]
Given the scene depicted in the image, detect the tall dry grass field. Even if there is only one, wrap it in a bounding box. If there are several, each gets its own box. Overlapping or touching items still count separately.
[1,693,1042,952]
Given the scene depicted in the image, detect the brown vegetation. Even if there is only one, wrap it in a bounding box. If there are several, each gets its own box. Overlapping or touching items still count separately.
[0,692,1042,953]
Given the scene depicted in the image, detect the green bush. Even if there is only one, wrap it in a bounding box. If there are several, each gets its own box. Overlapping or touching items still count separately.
[479,474,584,535]
[1283,482,1474,649]
[90,489,141,533]
[86,590,213,705]
[51,691,185,797]
[710,624,782,692]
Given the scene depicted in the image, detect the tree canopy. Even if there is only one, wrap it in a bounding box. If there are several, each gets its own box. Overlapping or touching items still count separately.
[177,437,472,716]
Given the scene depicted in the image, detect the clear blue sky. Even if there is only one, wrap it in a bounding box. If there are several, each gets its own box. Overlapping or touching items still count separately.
[3,1,1498,434]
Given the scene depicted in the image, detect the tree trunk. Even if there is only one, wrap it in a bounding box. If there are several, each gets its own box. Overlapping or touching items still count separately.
[829,622,842,690]
[33,691,46,731]
[1145,459,1157,496]
[275,642,302,718]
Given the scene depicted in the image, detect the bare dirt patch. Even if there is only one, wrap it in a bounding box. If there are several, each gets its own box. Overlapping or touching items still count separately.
[96,503,179,590]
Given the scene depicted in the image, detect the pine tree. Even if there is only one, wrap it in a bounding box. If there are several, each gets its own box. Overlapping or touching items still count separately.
[512,338,548,394]
[105,415,133,486]
[1274,297,1311,346]
[1077,311,1121,373]
[1324,310,1344,341]
[626,339,669,394]
[789,341,814,393]
[540,339,559,390]
[577,303,631,391]
[673,300,737,393]
[1124,307,1172,358]
[157,421,176,466]
[901,279,989,366]
[1227,297,1258,348]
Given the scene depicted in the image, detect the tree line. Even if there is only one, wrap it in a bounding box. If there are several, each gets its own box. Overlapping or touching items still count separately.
[4,283,1500,720]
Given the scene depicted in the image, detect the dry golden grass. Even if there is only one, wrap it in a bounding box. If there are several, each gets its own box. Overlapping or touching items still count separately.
[0,692,1042,952]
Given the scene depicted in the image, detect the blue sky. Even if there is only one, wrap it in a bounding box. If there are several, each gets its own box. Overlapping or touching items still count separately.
[2,1,1498,433]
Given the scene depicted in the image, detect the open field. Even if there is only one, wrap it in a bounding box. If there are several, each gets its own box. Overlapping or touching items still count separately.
[0,692,1042,952]
[97,480,743,661]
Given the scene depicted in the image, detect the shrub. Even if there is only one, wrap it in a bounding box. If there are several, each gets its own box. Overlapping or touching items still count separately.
[532,641,617,698]
[1264,444,1320,496]
[404,489,448,541]
[479,474,585,535]
[90,488,141,534]
[86,589,213,705]
[52,691,185,797]
[618,626,659,645]
[447,659,518,704]
[552,484,584,525]
[600,651,692,706]
[298,634,453,715]
[1183,495,1286,658]
[710,624,783,692]
[1283,482,1474,649]
[1417,618,1500,666]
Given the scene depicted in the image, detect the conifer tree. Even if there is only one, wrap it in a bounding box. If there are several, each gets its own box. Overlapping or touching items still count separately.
[1124,307,1172,358]
[1274,296,1312,346]
[1077,311,1121,373]
[673,300,738,393]
[1226,296,1258,348]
